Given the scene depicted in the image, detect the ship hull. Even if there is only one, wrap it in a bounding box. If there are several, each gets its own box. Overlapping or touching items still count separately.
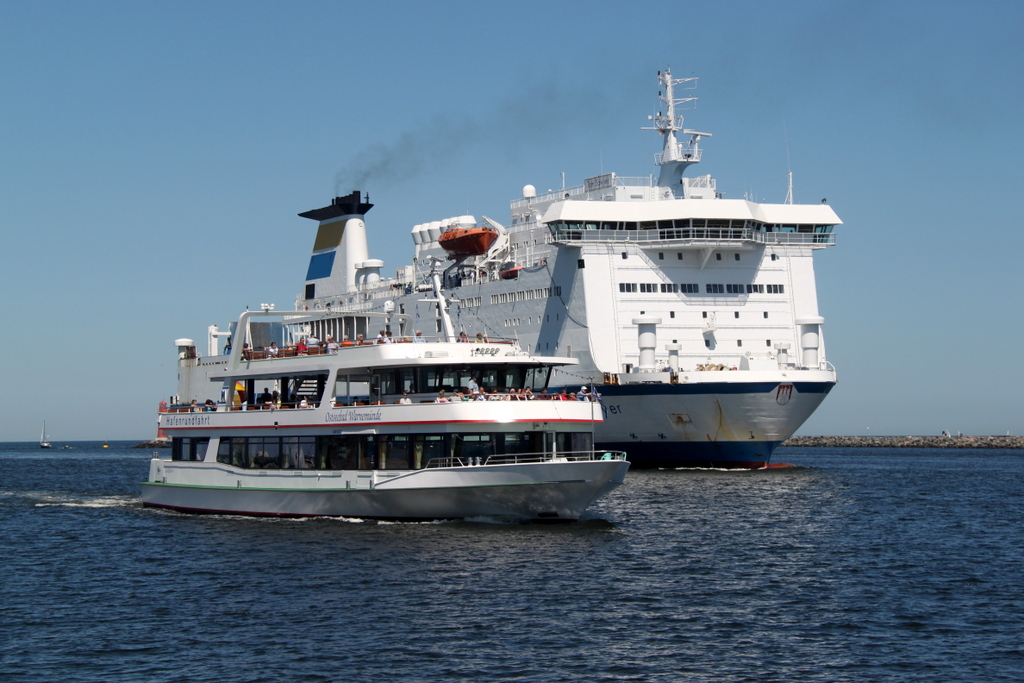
[573,379,835,468]
[141,459,629,522]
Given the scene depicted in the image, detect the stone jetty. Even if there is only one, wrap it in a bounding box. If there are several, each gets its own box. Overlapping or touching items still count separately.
[133,439,170,449]
[781,435,1024,449]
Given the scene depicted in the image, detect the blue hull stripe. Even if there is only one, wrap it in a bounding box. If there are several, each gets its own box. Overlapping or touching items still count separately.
[599,440,784,469]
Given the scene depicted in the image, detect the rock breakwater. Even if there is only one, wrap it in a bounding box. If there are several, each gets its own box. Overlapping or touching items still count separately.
[782,435,1024,449]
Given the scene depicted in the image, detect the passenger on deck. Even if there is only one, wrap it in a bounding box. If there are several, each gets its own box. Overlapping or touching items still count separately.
[296,338,308,355]
[259,388,274,408]
[458,331,469,342]
[384,331,394,343]
[266,342,279,358]
[467,376,479,394]
[241,343,251,361]
[375,330,387,344]
[307,335,320,352]
[190,400,200,412]
[576,386,590,401]
[435,390,449,404]
[341,336,353,347]
[204,399,216,411]
[412,330,426,342]
[356,334,367,345]
[298,397,310,409]
[326,336,340,354]
[475,332,489,343]
[399,392,412,404]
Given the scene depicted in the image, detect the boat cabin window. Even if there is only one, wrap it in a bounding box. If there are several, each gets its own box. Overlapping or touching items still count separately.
[367,364,551,398]
[333,374,372,405]
[172,437,210,462]
[212,432,586,471]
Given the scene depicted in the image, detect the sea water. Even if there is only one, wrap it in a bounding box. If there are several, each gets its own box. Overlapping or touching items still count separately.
[1,442,1021,682]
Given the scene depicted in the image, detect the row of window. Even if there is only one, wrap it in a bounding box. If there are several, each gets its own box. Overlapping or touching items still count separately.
[490,286,562,305]
[620,283,785,295]
[552,219,835,232]
[703,339,776,349]
[172,433,593,471]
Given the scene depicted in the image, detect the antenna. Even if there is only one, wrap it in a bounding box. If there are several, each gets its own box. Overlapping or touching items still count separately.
[782,108,793,204]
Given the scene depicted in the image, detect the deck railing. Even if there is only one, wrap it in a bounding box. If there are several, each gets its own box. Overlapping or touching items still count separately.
[240,337,517,361]
[425,451,627,468]
[549,225,836,246]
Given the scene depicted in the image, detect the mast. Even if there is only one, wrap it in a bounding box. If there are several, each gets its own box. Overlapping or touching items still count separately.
[645,69,712,191]
[427,257,457,342]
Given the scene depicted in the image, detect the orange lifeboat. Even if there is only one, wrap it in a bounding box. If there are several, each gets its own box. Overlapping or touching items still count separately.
[438,225,498,259]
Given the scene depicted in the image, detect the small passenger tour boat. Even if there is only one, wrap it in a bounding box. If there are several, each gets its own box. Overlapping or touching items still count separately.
[142,267,627,521]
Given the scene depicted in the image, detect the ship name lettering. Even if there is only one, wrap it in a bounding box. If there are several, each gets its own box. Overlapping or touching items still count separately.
[163,415,211,426]
[325,409,383,424]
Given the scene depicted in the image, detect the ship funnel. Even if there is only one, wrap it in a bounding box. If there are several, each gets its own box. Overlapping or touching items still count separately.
[632,316,662,372]
[174,338,197,404]
[298,190,374,301]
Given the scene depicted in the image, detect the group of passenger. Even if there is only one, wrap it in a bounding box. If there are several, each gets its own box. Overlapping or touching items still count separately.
[427,385,598,402]
[434,384,533,403]
[456,331,490,343]
[246,329,499,358]
[255,388,312,409]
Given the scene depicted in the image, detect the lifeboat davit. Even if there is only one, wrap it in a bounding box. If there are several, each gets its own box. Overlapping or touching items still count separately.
[438,225,498,259]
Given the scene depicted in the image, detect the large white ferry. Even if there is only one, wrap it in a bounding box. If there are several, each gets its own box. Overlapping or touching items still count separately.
[143,278,629,521]
[297,69,840,468]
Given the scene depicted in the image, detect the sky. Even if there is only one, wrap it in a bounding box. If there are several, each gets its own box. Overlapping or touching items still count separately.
[1,0,1022,441]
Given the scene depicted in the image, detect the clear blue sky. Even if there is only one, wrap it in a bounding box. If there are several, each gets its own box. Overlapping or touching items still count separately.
[2,0,1021,441]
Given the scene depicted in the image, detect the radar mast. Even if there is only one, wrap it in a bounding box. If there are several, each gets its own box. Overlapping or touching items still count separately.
[645,69,712,191]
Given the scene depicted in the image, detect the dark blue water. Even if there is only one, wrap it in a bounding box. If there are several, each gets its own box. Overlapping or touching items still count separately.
[2,442,1022,682]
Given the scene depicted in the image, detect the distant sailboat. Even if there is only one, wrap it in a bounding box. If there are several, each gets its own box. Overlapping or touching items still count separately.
[40,421,51,449]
